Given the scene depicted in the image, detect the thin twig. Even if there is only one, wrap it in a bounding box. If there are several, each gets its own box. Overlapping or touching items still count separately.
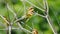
[14,15,26,23]
[43,0,46,9]
[34,12,46,18]
[25,0,45,11]
[6,2,32,33]
[43,0,57,34]
[46,16,57,34]
[17,22,32,33]
[21,22,33,30]
[6,4,17,17]
[0,15,9,24]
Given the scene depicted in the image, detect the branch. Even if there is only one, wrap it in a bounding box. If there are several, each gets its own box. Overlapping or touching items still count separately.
[46,16,57,34]
[34,12,46,18]
[14,15,26,23]
[43,0,57,34]
[25,0,45,11]
[6,4,17,18]
[0,15,9,24]
[17,22,32,33]
[6,2,16,34]
[6,3,17,23]
[43,0,49,15]
[21,22,32,30]
[8,26,12,34]
[6,2,32,33]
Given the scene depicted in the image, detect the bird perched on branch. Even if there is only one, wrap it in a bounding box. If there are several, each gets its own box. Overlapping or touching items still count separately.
[26,7,34,18]
[16,7,34,22]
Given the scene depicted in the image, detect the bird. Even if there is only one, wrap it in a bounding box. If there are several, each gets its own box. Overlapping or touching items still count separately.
[26,7,34,18]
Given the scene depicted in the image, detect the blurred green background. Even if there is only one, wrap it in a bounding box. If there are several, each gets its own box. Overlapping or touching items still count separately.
[0,0,60,34]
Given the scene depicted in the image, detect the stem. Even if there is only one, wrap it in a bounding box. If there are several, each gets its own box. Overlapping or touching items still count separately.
[17,22,32,33]
[8,25,12,34]
[21,22,32,30]
[0,15,9,24]
[43,0,57,34]
[25,0,45,11]
[6,2,32,33]
[46,16,57,34]
[34,12,46,18]
[14,15,26,23]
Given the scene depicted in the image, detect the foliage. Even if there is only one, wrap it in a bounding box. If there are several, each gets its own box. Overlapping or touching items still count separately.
[0,0,60,34]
